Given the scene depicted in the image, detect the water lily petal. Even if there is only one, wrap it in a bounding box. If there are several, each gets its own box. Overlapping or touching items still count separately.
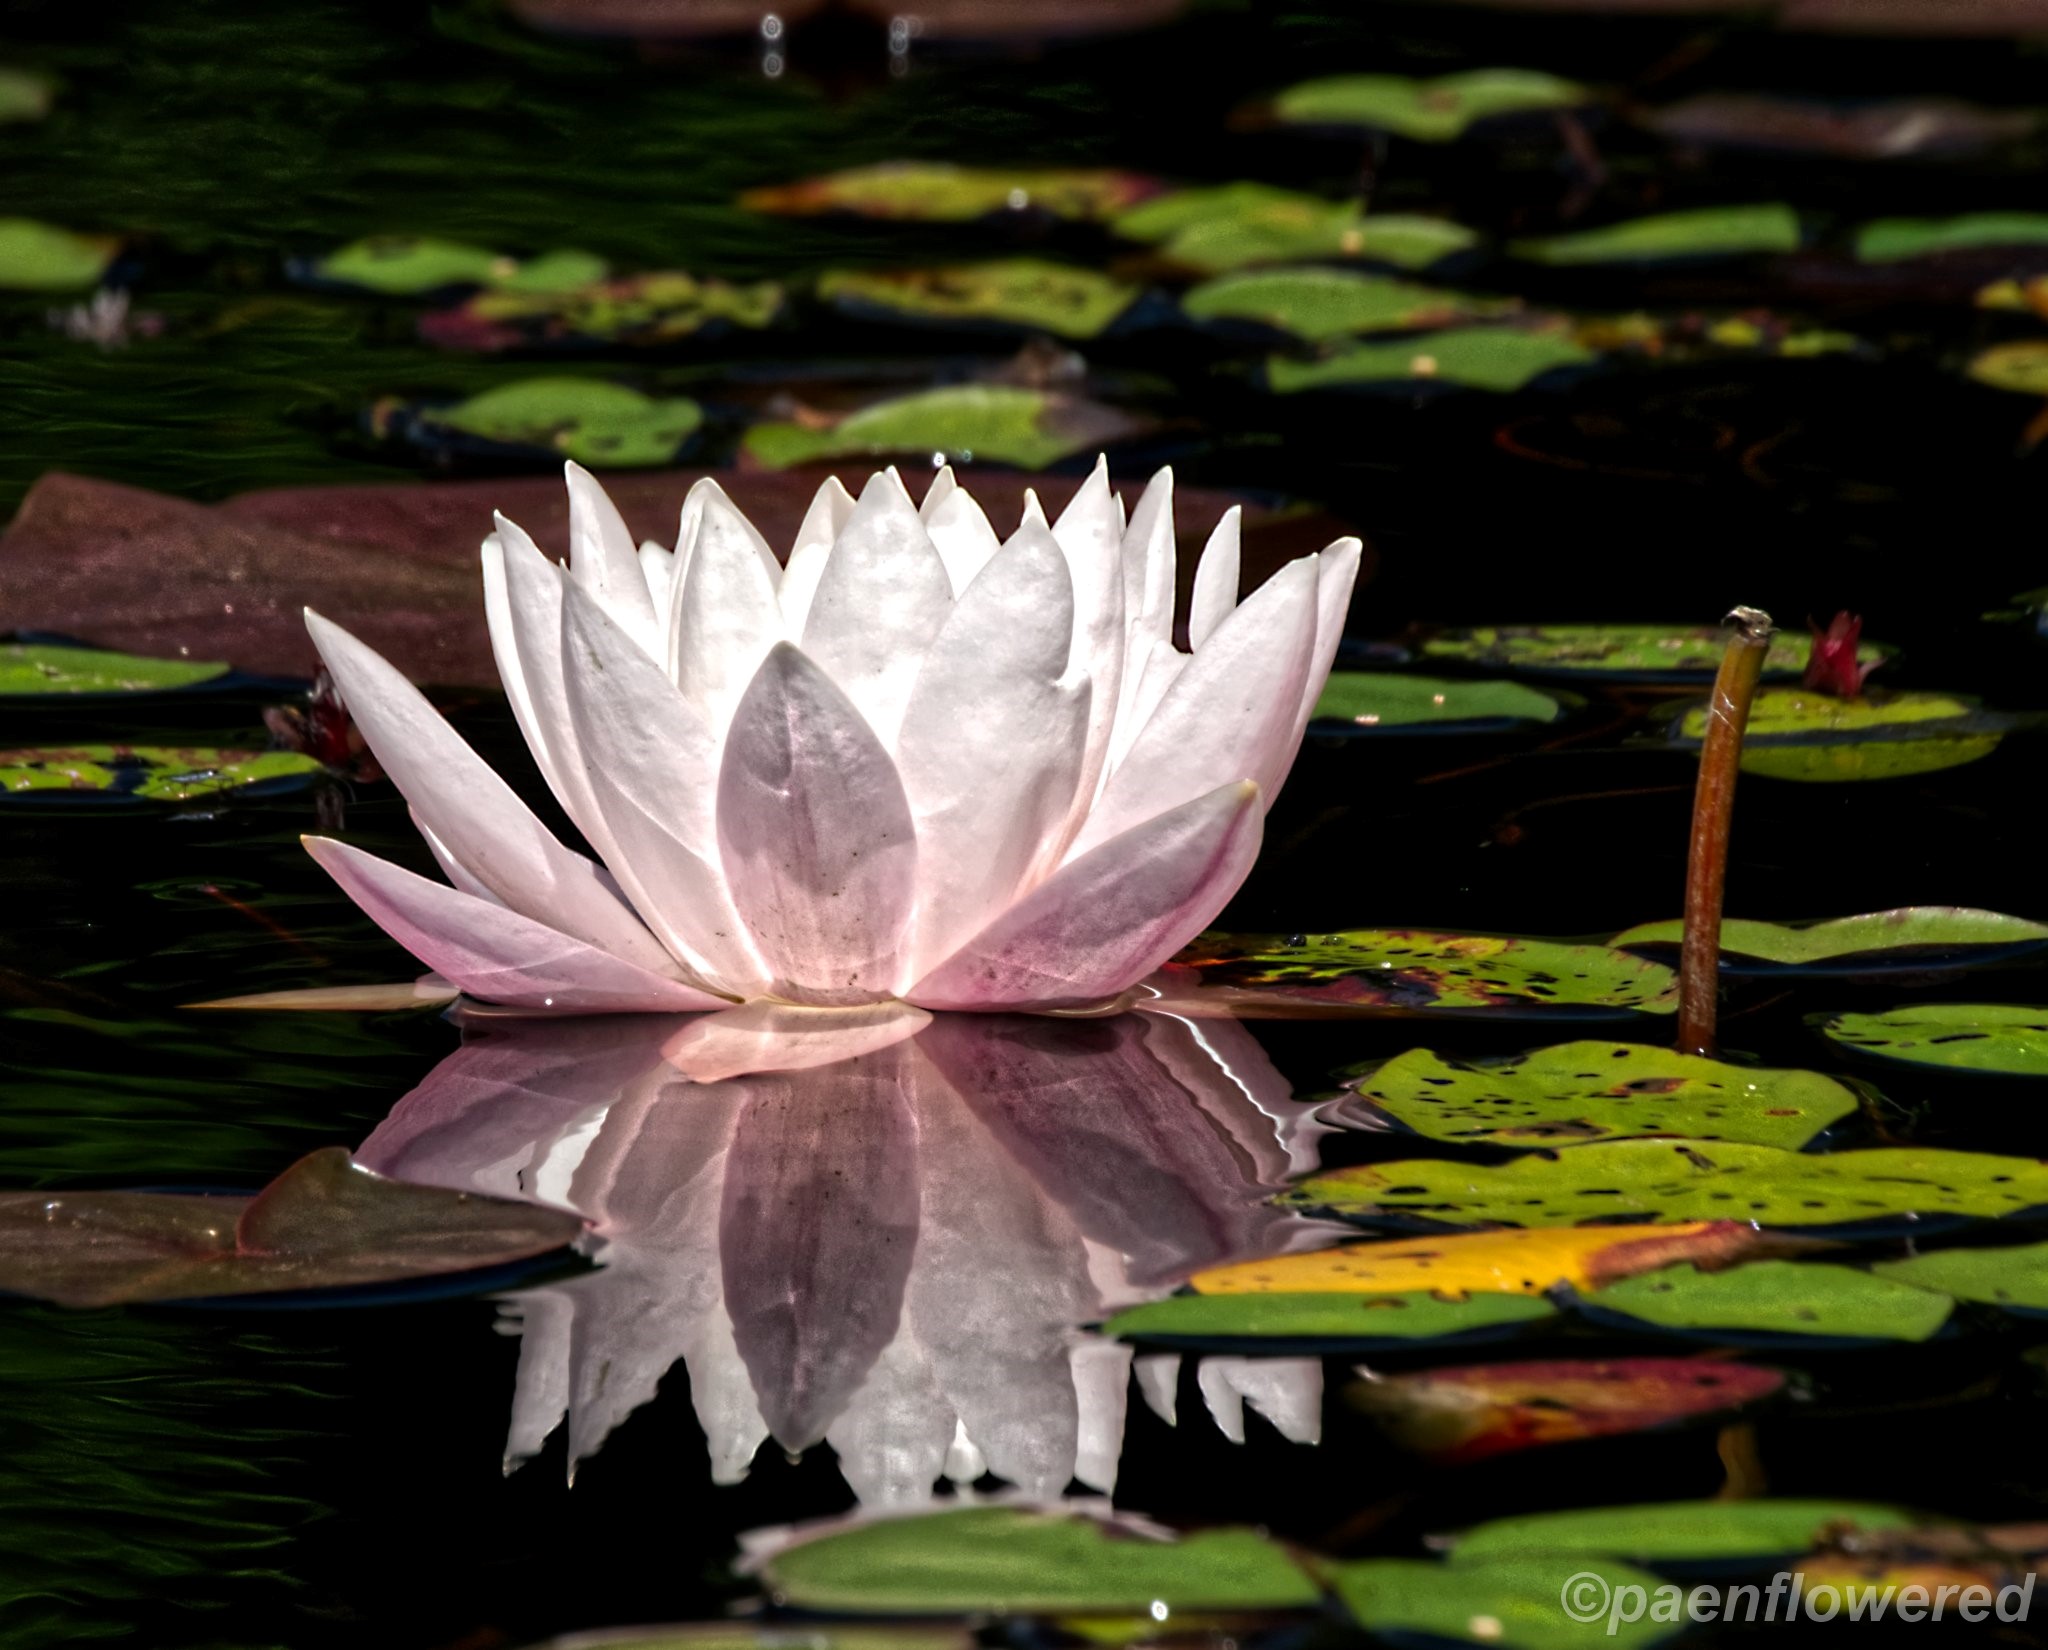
[1051,458,1131,826]
[798,468,954,745]
[1187,505,1241,651]
[922,466,1003,596]
[306,607,673,973]
[304,837,724,1013]
[1197,1357,1323,1446]
[564,461,659,654]
[661,1000,930,1083]
[1120,465,1177,663]
[669,489,788,728]
[895,527,1091,977]
[717,643,919,1003]
[777,474,856,635]
[637,540,675,619]
[1287,537,1364,749]
[908,779,1261,1010]
[1071,555,1318,858]
[1135,1353,1181,1425]
[1072,1339,1135,1494]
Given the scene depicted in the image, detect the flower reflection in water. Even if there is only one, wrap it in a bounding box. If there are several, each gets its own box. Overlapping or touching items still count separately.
[358,1005,1331,1503]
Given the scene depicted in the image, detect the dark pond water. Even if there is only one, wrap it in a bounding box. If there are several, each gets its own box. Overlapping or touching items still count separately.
[7,2,2048,1647]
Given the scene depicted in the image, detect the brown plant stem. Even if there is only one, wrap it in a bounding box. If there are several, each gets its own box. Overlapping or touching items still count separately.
[1678,605,1774,1056]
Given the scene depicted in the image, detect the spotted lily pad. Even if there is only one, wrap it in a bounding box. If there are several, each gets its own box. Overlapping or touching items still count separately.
[1328,1555,1674,1650]
[1182,269,1518,342]
[391,378,704,469]
[1873,1241,2048,1311]
[1819,1004,2048,1077]
[1272,69,1591,142]
[739,163,1162,223]
[0,1148,584,1307]
[1113,185,1477,274]
[0,745,324,804]
[0,643,229,696]
[0,68,56,124]
[0,218,121,292]
[1340,1042,1859,1150]
[1104,1288,1559,1349]
[1856,213,2048,263]
[1351,1358,1788,1465]
[1449,1499,1917,1564]
[1284,1140,2048,1229]
[756,1506,1321,1614]
[1670,687,2005,781]
[300,236,607,296]
[1580,1261,1955,1343]
[1420,623,1883,681]
[420,271,784,352]
[1312,671,1562,732]
[817,260,1141,339]
[1268,326,1595,394]
[1512,204,1802,265]
[1156,930,1678,1017]
[741,384,1144,471]
[1611,909,2048,973]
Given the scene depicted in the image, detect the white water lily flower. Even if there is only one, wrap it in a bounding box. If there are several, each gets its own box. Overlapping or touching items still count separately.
[302,458,1359,1013]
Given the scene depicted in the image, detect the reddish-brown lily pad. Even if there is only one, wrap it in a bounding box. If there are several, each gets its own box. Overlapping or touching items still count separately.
[0,1148,585,1307]
[1349,1356,1787,1464]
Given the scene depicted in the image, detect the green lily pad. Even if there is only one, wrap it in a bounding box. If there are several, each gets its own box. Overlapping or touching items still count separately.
[535,1631,971,1650]
[0,218,121,292]
[741,384,1143,472]
[421,271,784,352]
[817,260,1141,340]
[1312,671,1562,731]
[0,745,324,804]
[1670,686,2005,781]
[1343,1041,1859,1150]
[1421,623,1883,681]
[403,377,703,469]
[1273,69,1590,142]
[1450,1499,1917,1565]
[1161,930,1678,1017]
[0,68,57,124]
[1820,1004,2048,1077]
[1611,909,2048,973]
[1104,1289,1558,1348]
[0,643,229,696]
[1182,268,1518,342]
[1967,341,2048,397]
[757,1506,1321,1615]
[303,236,606,297]
[1580,1261,1954,1342]
[1268,327,1596,394]
[1283,1140,2048,1229]
[1856,213,2048,263]
[739,163,1161,223]
[1113,185,1477,274]
[1512,204,1801,265]
[1873,1241,2048,1311]
[1328,1556,1674,1650]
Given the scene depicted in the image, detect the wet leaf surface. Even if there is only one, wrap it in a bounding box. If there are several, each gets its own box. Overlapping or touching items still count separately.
[0,745,324,804]
[1285,1140,2048,1228]
[1421,623,1879,680]
[1580,1260,1955,1342]
[0,1148,584,1306]
[1104,1287,1559,1347]
[0,218,121,292]
[739,163,1162,222]
[1270,69,1590,141]
[817,259,1142,339]
[1328,1554,1674,1649]
[1113,185,1477,273]
[419,271,784,352]
[1349,1357,1787,1464]
[1874,1240,2048,1311]
[1157,930,1678,1017]
[1267,326,1596,394]
[1450,1499,1917,1564]
[1511,204,1803,265]
[1611,908,2048,972]
[757,1505,1322,1614]
[0,642,229,696]
[740,384,1145,470]
[1820,1003,2048,1076]
[1182,268,1518,342]
[1338,1041,1860,1150]
[1311,671,1562,731]
[385,377,705,469]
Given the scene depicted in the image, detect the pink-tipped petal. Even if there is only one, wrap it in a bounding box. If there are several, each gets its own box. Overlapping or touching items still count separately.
[894,528,1090,976]
[305,837,726,1013]
[564,461,659,652]
[797,469,954,745]
[907,779,1261,1010]
[778,474,856,634]
[305,607,672,974]
[716,643,919,1004]
[1283,537,1364,754]
[1187,506,1242,651]
[668,490,787,727]
[1068,554,1318,858]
